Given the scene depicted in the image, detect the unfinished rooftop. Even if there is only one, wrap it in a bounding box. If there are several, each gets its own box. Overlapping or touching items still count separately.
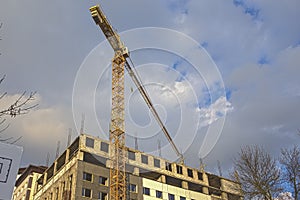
[35,134,242,200]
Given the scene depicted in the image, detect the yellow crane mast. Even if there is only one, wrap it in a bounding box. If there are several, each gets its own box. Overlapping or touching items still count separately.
[90,5,128,200]
[109,52,127,200]
[90,4,184,200]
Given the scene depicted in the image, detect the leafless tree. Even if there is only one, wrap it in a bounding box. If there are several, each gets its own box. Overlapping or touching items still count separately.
[280,145,300,200]
[0,75,38,143]
[1,24,38,143]
[233,145,282,200]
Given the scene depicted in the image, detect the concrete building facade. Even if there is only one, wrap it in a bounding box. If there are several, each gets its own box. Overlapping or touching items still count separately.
[13,165,47,200]
[32,134,242,200]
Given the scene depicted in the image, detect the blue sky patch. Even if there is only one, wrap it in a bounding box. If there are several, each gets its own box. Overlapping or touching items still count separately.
[171,59,188,82]
[233,0,244,7]
[292,40,300,48]
[172,60,182,70]
[201,42,208,48]
[198,87,211,108]
[233,0,261,20]
[258,55,270,65]
[245,7,260,19]
[197,81,227,109]
[167,0,190,14]
[226,89,232,100]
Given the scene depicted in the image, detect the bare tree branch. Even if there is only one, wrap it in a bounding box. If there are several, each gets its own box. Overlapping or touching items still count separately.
[0,75,5,85]
[0,75,38,143]
[0,90,38,117]
[233,145,282,200]
[280,145,300,200]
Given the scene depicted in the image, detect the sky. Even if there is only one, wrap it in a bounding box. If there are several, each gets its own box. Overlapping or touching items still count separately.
[0,0,300,180]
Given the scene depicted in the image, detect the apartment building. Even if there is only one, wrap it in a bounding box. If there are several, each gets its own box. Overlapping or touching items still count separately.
[13,165,47,200]
[32,134,242,200]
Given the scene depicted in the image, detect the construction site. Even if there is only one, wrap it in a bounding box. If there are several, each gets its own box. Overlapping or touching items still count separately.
[13,4,243,200]
[14,134,242,200]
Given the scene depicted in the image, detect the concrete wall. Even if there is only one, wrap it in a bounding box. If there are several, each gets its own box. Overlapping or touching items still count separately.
[32,134,243,200]
[13,172,43,200]
[142,178,211,200]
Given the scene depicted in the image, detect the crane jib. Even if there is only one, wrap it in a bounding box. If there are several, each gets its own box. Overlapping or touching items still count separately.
[90,4,184,164]
[90,5,125,53]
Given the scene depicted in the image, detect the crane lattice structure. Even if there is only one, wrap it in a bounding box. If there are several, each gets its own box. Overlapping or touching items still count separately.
[90,5,183,200]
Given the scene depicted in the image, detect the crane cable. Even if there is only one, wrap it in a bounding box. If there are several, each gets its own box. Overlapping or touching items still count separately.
[125,56,184,163]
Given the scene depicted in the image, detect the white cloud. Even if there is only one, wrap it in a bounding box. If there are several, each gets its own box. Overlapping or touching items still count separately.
[197,96,233,127]
[1,0,299,175]
[0,94,73,166]
[200,44,300,175]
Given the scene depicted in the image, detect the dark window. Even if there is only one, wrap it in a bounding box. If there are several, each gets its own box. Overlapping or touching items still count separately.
[82,188,91,197]
[143,187,150,195]
[83,152,107,167]
[209,188,222,196]
[100,142,109,153]
[176,165,183,174]
[27,177,33,188]
[156,190,163,198]
[168,193,175,200]
[180,197,186,200]
[25,190,30,200]
[98,192,107,200]
[128,151,136,160]
[165,162,172,171]
[141,155,148,164]
[128,184,137,192]
[228,193,241,200]
[99,176,108,185]
[187,168,193,178]
[83,172,92,182]
[56,152,66,171]
[46,164,54,181]
[85,137,94,148]
[198,172,203,180]
[154,158,160,168]
[208,174,221,188]
[69,138,79,160]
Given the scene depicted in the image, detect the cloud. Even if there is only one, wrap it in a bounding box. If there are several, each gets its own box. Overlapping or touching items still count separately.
[171,0,300,73]
[0,94,73,166]
[199,44,300,175]
[1,0,299,181]
[197,96,233,127]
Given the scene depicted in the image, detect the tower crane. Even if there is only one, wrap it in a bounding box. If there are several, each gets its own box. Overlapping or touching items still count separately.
[89,5,184,200]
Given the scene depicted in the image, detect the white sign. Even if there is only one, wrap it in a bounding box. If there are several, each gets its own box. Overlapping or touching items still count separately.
[0,142,23,200]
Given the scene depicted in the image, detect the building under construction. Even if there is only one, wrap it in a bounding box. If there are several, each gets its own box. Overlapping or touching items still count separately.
[27,134,242,200]
[13,165,47,200]
[15,4,243,200]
